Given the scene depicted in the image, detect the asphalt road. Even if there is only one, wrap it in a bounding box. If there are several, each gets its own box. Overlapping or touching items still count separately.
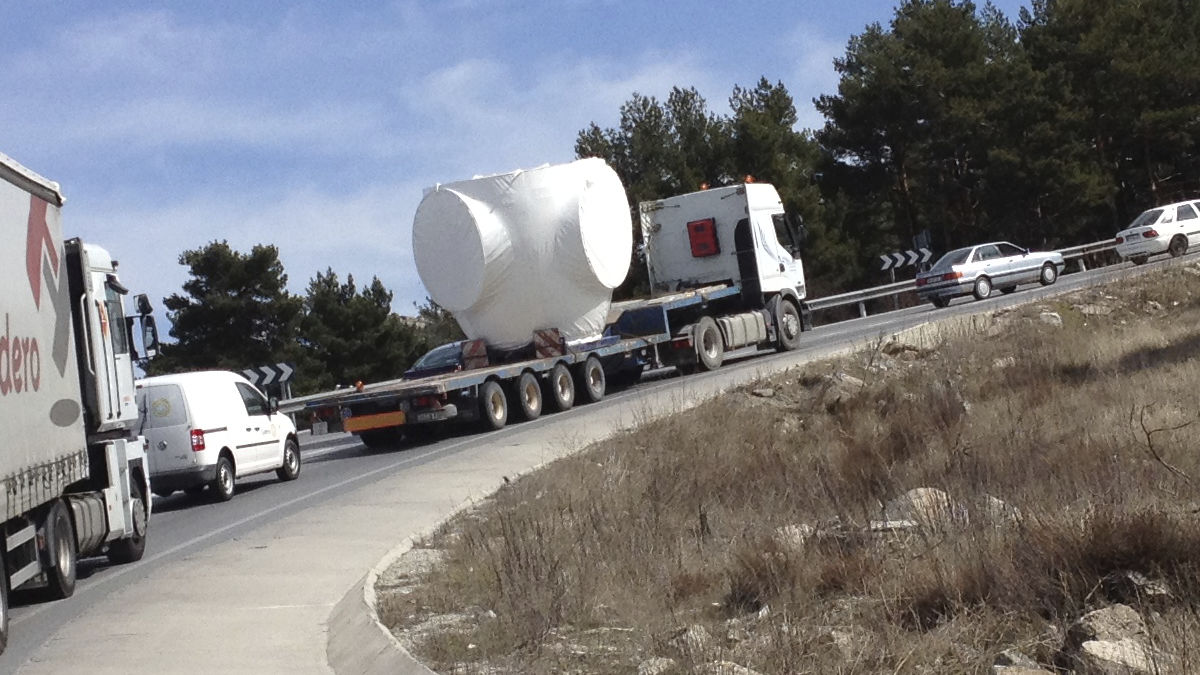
[1,257,1174,673]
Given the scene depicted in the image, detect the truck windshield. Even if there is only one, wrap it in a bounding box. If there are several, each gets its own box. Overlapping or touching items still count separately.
[772,213,803,255]
[105,285,129,355]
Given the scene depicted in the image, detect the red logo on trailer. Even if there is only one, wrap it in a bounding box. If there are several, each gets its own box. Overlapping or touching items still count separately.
[26,196,58,307]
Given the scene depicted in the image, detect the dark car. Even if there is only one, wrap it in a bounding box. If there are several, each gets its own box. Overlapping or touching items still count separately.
[402,341,466,380]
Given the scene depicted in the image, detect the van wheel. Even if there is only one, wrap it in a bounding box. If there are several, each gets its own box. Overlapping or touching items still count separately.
[1169,235,1188,258]
[511,372,543,421]
[107,477,148,564]
[545,363,575,412]
[46,500,77,600]
[479,380,508,431]
[575,356,606,403]
[694,316,725,371]
[277,438,301,481]
[210,455,236,502]
[774,299,803,352]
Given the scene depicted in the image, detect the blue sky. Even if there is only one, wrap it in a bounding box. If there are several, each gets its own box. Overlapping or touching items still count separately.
[3,1,1029,333]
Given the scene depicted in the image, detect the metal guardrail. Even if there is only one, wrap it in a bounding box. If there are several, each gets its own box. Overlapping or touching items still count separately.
[806,238,1120,318]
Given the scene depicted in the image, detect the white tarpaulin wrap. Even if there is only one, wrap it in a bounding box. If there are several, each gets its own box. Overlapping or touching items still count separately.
[413,158,632,349]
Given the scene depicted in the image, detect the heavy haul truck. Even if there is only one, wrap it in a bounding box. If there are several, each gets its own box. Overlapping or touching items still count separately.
[281,161,809,447]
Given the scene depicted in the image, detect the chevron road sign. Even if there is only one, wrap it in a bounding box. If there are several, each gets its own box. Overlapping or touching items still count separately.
[879,247,933,271]
[242,362,295,388]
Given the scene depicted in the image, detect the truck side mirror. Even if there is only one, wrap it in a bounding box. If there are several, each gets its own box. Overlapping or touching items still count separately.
[135,293,153,316]
[141,315,160,358]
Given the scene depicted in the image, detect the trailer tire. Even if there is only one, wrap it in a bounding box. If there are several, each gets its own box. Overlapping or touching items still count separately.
[107,477,149,564]
[774,298,803,352]
[693,316,725,371]
[512,372,543,421]
[575,356,606,403]
[45,501,77,600]
[0,555,8,655]
[545,363,575,412]
[479,380,509,431]
[210,455,236,502]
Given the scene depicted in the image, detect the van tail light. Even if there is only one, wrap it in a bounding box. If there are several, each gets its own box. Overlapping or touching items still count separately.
[190,429,206,452]
[1115,236,1124,244]
[941,271,963,281]
[1143,229,1159,238]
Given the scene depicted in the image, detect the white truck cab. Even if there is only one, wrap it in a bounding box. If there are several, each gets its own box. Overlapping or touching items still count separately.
[640,182,806,301]
[135,371,300,502]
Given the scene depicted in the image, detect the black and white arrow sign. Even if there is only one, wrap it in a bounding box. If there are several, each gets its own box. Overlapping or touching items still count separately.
[879,247,933,270]
[242,362,295,388]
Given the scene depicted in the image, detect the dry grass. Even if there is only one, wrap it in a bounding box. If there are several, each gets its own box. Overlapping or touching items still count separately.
[378,264,1200,674]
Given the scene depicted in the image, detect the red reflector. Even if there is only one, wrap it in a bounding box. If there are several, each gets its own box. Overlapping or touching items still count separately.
[1116,236,1124,244]
[190,429,206,452]
[686,218,720,257]
[1143,229,1158,238]
[916,278,927,286]
[942,271,963,281]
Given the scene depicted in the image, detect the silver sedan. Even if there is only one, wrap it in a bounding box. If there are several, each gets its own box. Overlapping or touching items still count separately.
[915,241,1064,308]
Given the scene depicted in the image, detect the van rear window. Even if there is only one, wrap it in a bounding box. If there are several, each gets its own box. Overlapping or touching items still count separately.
[138,384,187,428]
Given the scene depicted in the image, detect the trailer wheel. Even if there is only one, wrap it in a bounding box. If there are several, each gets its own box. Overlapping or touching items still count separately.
[694,316,725,371]
[0,555,8,655]
[575,356,606,403]
[107,476,148,564]
[512,372,543,421]
[479,380,509,430]
[45,500,77,600]
[545,363,575,412]
[774,298,803,352]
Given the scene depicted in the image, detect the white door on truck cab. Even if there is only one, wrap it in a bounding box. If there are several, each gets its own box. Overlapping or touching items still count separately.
[76,243,139,432]
[233,381,281,472]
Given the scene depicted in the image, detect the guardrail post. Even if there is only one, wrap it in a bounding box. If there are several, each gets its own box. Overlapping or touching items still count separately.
[1076,258,1088,272]
[858,301,867,318]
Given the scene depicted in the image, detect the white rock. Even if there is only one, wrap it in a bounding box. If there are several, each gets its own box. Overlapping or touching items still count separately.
[1077,638,1164,674]
[773,524,815,552]
[1039,311,1063,327]
[638,657,677,675]
[1068,604,1147,646]
[696,661,763,675]
[882,487,965,528]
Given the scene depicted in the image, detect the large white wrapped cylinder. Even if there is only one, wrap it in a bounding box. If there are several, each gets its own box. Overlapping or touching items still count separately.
[412,158,632,350]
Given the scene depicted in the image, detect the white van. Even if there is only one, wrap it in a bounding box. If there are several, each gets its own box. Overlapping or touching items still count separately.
[135,371,300,501]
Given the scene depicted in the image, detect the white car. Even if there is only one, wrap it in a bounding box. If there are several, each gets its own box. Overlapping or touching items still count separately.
[136,371,300,501]
[1115,199,1200,264]
[915,241,1064,308]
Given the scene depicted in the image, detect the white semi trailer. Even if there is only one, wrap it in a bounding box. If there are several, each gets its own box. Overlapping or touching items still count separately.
[0,152,155,653]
